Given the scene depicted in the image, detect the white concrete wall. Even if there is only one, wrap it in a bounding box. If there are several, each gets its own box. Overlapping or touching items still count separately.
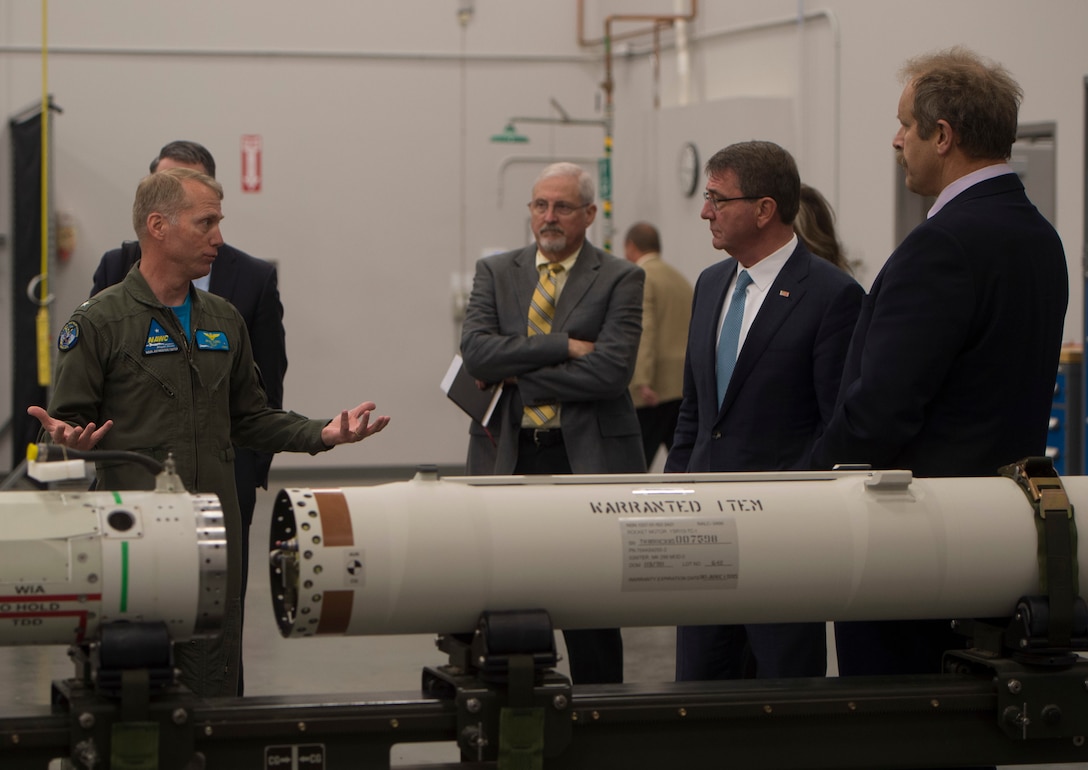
[2,0,1085,471]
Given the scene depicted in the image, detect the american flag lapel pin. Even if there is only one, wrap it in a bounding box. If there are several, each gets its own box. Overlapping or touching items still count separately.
[779,290,790,298]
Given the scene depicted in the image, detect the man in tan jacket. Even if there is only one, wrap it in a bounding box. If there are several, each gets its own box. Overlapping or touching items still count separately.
[624,222,694,467]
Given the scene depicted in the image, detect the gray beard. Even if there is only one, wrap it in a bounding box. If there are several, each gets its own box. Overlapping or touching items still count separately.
[538,232,568,256]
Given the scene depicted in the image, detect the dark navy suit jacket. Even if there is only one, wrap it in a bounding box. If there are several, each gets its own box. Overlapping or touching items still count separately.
[811,174,1068,477]
[666,242,863,474]
[810,173,1068,680]
[92,242,287,500]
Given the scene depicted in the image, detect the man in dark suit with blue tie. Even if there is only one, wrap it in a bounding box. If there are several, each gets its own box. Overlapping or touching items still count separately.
[667,141,863,682]
[91,141,287,694]
[811,48,1068,683]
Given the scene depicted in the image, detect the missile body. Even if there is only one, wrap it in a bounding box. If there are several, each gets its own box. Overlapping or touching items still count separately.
[269,469,1085,637]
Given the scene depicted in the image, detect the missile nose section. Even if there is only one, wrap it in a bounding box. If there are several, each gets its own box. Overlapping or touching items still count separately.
[0,490,227,646]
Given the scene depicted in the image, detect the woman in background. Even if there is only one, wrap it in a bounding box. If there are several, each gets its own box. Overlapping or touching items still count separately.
[795,183,851,274]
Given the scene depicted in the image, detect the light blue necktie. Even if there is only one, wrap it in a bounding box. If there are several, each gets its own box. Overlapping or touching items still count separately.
[716,270,753,406]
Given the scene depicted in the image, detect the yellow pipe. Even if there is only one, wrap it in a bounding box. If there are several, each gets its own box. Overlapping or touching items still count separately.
[36,0,51,387]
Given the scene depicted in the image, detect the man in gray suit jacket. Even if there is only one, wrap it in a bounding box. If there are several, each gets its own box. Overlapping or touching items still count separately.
[460,161,646,684]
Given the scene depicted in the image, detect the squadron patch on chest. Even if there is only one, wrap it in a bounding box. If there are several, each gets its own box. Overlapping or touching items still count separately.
[144,318,180,355]
[57,321,80,351]
[195,330,230,351]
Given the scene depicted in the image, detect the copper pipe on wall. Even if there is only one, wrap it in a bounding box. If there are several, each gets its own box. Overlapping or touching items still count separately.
[577,1,698,103]
[573,1,699,251]
[577,0,698,49]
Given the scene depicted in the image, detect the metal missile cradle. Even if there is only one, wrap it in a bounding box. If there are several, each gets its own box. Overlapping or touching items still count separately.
[2,454,1088,768]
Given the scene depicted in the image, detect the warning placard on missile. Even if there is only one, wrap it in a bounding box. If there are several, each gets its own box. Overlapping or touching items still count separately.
[620,517,738,591]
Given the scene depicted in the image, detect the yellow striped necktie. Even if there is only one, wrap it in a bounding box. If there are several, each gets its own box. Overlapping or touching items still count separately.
[525,263,564,426]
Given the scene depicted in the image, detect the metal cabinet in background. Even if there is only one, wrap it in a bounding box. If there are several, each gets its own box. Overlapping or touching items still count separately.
[1049,346,1082,475]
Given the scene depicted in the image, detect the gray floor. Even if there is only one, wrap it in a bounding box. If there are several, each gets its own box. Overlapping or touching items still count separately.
[0,469,1084,768]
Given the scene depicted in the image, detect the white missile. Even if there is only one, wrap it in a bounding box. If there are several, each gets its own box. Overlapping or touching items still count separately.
[269,468,1085,638]
[0,489,227,645]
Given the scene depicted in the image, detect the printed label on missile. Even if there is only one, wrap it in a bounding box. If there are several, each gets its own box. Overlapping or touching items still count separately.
[620,517,739,591]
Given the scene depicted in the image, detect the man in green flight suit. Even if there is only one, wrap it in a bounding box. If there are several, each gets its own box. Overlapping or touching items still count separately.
[29,167,390,697]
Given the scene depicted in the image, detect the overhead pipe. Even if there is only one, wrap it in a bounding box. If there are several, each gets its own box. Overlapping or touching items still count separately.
[0,43,596,66]
[675,0,692,106]
[577,0,698,49]
[576,1,698,252]
[579,5,841,210]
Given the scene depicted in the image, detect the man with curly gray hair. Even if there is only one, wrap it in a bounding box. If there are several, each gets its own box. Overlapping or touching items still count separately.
[812,48,1068,684]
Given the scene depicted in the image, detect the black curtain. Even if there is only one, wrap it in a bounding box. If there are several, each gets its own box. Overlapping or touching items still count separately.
[10,103,54,465]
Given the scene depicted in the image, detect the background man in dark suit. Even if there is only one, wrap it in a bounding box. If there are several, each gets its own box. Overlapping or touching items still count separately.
[666,141,863,682]
[811,47,1068,679]
[90,141,287,694]
[460,161,645,684]
[623,221,693,468]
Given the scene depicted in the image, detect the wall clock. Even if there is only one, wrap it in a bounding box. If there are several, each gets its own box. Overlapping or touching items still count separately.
[678,141,700,198]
